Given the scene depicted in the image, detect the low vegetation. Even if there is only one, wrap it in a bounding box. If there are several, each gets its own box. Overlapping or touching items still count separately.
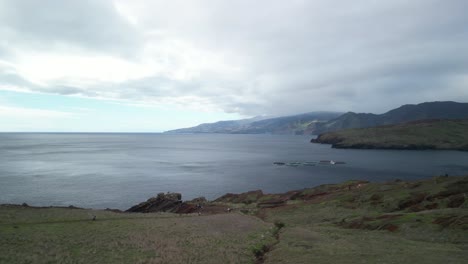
[1,175,467,263]
[258,176,468,263]
[0,207,272,263]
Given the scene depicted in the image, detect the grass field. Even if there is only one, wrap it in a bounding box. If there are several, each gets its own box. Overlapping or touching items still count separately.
[0,207,273,263]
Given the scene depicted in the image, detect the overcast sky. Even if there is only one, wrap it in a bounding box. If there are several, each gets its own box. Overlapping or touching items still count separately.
[1,0,467,131]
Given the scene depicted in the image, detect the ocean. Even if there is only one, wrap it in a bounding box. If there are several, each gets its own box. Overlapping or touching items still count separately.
[1,133,467,209]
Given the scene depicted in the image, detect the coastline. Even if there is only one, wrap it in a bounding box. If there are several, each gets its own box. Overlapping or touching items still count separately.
[3,175,467,212]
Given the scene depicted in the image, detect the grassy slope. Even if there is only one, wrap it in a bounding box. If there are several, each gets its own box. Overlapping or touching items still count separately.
[0,208,272,263]
[261,177,468,263]
[218,176,468,263]
[312,119,468,150]
[1,176,467,263]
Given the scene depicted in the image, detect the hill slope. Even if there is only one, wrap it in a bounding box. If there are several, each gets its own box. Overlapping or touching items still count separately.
[311,119,468,150]
[312,101,468,134]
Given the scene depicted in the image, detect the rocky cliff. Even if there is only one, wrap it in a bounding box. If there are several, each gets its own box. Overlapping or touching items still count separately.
[126,192,200,213]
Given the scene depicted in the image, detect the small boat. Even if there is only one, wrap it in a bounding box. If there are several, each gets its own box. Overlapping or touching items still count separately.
[318,160,346,165]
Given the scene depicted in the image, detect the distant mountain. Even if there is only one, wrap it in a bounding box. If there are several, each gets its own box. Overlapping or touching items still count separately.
[232,112,342,135]
[164,116,266,134]
[165,112,342,135]
[312,101,468,134]
[166,102,468,135]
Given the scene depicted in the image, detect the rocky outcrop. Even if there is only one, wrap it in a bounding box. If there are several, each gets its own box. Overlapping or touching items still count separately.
[188,197,207,204]
[126,193,230,214]
[310,133,344,145]
[214,190,264,204]
[126,192,198,214]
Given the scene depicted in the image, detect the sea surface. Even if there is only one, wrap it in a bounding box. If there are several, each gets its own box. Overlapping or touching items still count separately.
[1,133,468,210]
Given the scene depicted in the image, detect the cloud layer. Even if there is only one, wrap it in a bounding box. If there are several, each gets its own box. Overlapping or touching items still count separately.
[1,0,467,116]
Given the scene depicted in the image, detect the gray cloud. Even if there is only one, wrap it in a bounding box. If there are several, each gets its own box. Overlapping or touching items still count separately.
[0,63,97,97]
[0,0,141,57]
[0,0,467,116]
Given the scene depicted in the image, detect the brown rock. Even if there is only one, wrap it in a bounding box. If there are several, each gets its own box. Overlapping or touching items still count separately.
[126,192,194,213]
[447,194,465,208]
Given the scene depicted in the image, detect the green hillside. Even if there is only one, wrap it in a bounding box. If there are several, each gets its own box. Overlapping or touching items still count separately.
[312,101,468,134]
[312,119,468,150]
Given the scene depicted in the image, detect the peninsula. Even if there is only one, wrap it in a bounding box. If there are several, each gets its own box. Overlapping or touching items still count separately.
[311,119,468,151]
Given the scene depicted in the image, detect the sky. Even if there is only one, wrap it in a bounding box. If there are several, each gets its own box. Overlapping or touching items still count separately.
[0,0,467,132]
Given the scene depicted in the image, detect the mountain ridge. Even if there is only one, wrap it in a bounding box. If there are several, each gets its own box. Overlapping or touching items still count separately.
[165,101,468,135]
[312,101,468,134]
[164,111,342,135]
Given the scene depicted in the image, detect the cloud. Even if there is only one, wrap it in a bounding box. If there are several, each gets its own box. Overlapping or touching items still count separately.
[0,0,467,117]
[0,0,141,57]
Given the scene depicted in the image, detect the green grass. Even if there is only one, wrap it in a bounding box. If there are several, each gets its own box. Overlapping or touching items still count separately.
[265,226,467,264]
[258,176,468,263]
[0,207,272,263]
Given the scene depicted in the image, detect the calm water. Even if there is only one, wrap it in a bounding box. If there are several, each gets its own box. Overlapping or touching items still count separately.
[1,133,467,209]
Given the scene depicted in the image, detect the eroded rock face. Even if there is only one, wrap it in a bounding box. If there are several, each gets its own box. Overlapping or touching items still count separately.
[126,192,197,213]
[188,197,207,204]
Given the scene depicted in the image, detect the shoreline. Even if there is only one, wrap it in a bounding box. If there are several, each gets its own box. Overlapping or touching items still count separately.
[3,174,465,213]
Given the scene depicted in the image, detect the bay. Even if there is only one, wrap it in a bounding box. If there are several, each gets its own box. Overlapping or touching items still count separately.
[1,133,467,209]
